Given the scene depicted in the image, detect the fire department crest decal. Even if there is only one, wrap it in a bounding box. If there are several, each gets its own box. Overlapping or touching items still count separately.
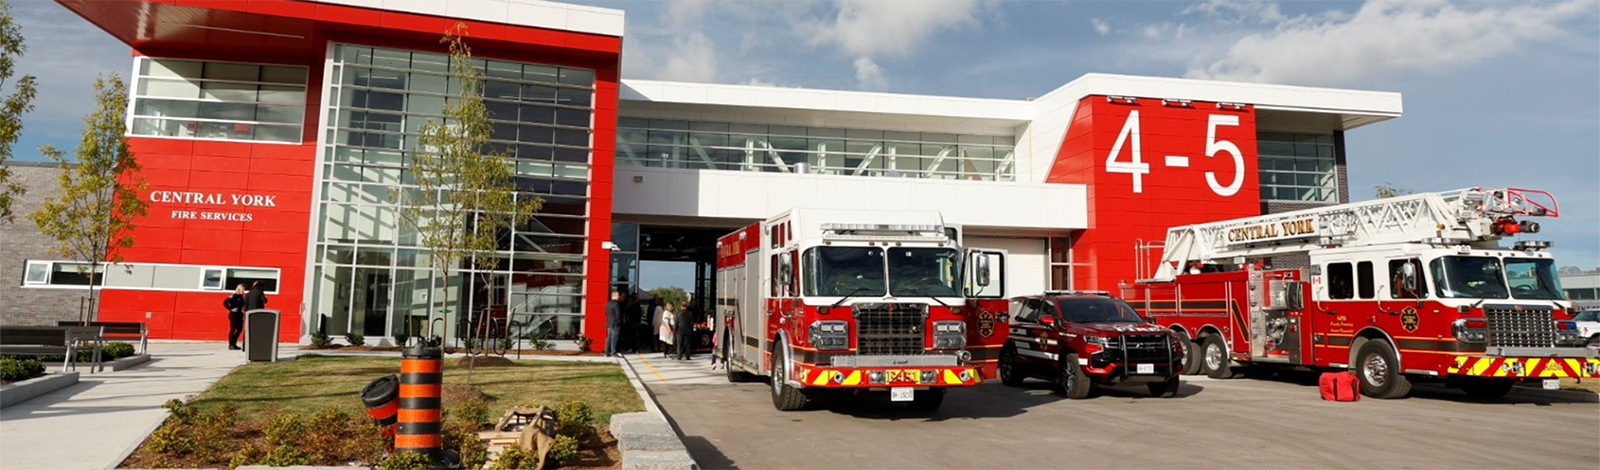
[977,310,997,338]
[1400,307,1419,332]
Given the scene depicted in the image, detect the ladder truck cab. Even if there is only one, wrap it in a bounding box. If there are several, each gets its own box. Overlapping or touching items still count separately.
[1122,187,1599,399]
[715,208,1008,411]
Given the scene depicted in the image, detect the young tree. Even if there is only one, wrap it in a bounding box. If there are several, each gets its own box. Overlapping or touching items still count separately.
[648,286,689,310]
[0,0,39,224]
[30,74,148,321]
[1375,182,1413,199]
[399,27,541,355]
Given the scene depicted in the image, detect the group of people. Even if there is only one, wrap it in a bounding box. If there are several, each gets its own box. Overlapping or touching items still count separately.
[604,289,722,367]
[221,281,269,350]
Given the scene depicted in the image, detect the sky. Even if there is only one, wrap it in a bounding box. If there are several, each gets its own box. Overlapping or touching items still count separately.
[8,0,1599,291]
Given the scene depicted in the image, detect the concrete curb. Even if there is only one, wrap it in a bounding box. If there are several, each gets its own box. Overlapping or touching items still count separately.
[611,412,697,470]
[105,354,152,372]
[0,371,80,409]
[1510,385,1599,403]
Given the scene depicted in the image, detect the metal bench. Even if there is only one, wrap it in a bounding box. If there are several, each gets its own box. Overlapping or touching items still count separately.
[57,321,148,355]
[0,326,104,372]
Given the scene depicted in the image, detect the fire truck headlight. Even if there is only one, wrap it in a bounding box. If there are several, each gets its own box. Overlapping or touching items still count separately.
[1452,318,1487,343]
[869,371,885,384]
[920,370,937,383]
[932,321,965,349]
[810,321,851,351]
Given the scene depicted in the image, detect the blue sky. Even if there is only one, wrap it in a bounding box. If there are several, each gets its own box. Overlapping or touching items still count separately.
[11,0,1599,290]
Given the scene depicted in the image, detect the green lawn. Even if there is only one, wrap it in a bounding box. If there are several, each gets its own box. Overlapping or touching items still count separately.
[191,355,643,423]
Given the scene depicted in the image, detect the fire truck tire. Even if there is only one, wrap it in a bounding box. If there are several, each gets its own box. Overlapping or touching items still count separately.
[770,345,809,411]
[1058,353,1092,399]
[999,345,1025,386]
[1178,332,1203,376]
[1354,339,1412,399]
[1148,375,1180,398]
[908,388,946,411]
[1202,335,1241,379]
[1460,377,1515,399]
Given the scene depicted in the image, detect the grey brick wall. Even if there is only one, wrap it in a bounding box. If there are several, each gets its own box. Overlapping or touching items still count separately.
[1,162,93,326]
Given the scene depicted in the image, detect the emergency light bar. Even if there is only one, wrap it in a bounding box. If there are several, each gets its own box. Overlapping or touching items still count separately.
[1513,240,1552,251]
[820,223,942,232]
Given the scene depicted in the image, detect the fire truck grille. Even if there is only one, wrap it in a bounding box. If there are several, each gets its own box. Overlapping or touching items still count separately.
[1484,306,1554,349]
[853,303,928,356]
[1118,334,1171,363]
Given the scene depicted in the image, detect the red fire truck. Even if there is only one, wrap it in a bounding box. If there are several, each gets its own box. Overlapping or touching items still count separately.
[714,209,1009,411]
[1122,187,1600,399]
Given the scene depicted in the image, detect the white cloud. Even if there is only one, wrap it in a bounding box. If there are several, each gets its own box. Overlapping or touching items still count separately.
[666,0,711,28]
[1090,18,1112,36]
[1180,0,1286,24]
[657,33,719,83]
[1187,0,1597,86]
[853,56,887,90]
[800,0,984,58]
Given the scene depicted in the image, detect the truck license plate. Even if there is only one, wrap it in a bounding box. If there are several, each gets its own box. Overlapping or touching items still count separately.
[890,387,914,402]
[1543,379,1560,390]
[1136,363,1154,374]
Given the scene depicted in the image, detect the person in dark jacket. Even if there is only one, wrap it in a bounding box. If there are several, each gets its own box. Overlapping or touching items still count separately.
[223,284,246,350]
[604,290,623,357]
[245,281,269,310]
[675,301,697,360]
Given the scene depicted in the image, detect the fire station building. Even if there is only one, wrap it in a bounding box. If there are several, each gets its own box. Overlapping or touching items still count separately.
[0,0,1402,346]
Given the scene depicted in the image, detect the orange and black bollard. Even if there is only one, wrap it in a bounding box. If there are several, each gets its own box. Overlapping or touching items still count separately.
[360,374,399,440]
[396,340,443,461]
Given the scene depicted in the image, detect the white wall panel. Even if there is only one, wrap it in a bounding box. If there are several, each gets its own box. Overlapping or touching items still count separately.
[614,167,1087,231]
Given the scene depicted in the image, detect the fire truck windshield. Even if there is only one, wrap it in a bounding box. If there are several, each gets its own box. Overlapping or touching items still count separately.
[1503,258,1564,300]
[804,247,887,297]
[1430,256,1510,299]
[887,248,960,297]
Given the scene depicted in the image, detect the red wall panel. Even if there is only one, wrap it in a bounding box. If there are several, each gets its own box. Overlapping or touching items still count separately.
[1052,96,1261,291]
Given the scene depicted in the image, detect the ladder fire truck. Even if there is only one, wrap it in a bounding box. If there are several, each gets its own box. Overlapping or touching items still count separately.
[1122,187,1599,399]
[714,209,1009,411]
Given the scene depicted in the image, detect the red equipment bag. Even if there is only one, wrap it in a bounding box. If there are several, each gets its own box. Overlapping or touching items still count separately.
[1319,371,1360,402]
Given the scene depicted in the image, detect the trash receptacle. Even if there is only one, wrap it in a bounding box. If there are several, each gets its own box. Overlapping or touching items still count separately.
[245,309,280,362]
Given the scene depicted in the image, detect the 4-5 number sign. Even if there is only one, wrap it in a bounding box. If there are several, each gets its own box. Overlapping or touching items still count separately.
[1104,110,1246,196]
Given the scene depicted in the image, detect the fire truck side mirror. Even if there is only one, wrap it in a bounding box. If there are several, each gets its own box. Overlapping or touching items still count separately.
[975,255,992,287]
[779,251,794,287]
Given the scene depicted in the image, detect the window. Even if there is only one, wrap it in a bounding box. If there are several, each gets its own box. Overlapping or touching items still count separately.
[1257,132,1337,202]
[201,268,225,290]
[23,261,49,285]
[20,260,279,293]
[51,262,104,286]
[130,57,308,143]
[1357,261,1375,299]
[1389,259,1426,299]
[1036,298,1059,322]
[1328,262,1354,300]
[1013,298,1040,323]
[224,268,280,293]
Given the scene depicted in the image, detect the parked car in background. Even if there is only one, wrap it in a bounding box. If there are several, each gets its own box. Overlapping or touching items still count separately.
[997,291,1184,399]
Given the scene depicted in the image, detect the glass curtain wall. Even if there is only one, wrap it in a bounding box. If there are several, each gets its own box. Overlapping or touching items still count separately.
[1258,132,1338,203]
[617,118,1017,181]
[314,44,595,343]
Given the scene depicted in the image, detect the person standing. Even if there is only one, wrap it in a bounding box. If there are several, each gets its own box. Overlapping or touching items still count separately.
[675,301,696,360]
[604,290,623,357]
[223,284,246,350]
[245,281,269,311]
[658,301,676,358]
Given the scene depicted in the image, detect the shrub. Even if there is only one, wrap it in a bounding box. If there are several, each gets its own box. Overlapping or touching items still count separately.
[310,328,331,348]
[263,411,306,445]
[498,335,515,351]
[452,397,491,426]
[444,420,488,470]
[529,335,551,351]
[574,335,593,353]
[345,332,366,347]
[103,342,137,359]
[379,450,433,470]
[488,443,537,470]
[393,331,411,348]
[0,357,46,382]
[259,446,311,467]
[146,400,238,463]
[547,434,580,467]
[553,399,595,440]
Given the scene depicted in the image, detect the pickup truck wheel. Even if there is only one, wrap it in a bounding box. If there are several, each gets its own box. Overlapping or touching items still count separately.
[1460,377,1515,399]
[769,344,808,411]
[1058,353,1092,399]
[998,346,1025,386]
[1178,332,1203,376]
[1588,334,1600,347]
[1203,335,1240,379]
[1355,339,1412,399]
[1147,375,1180,398]
[907,388,946,411]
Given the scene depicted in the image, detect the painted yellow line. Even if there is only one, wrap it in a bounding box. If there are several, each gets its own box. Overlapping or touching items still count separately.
[635,355,670,384]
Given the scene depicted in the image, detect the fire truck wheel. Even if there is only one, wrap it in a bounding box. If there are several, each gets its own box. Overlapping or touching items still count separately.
[999,345,1025,386]
[1460,377,1515,399]
[1178,333,1203,376]
[1354,339,1412,399]
[1202,335,1240,379]
[770,344,809,411]
[1058,353,1092,399]
[1147,375,1180,398]
[908,388,946,411]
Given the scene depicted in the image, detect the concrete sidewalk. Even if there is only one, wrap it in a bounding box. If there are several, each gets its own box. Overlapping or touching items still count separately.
[0,341,247,470]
